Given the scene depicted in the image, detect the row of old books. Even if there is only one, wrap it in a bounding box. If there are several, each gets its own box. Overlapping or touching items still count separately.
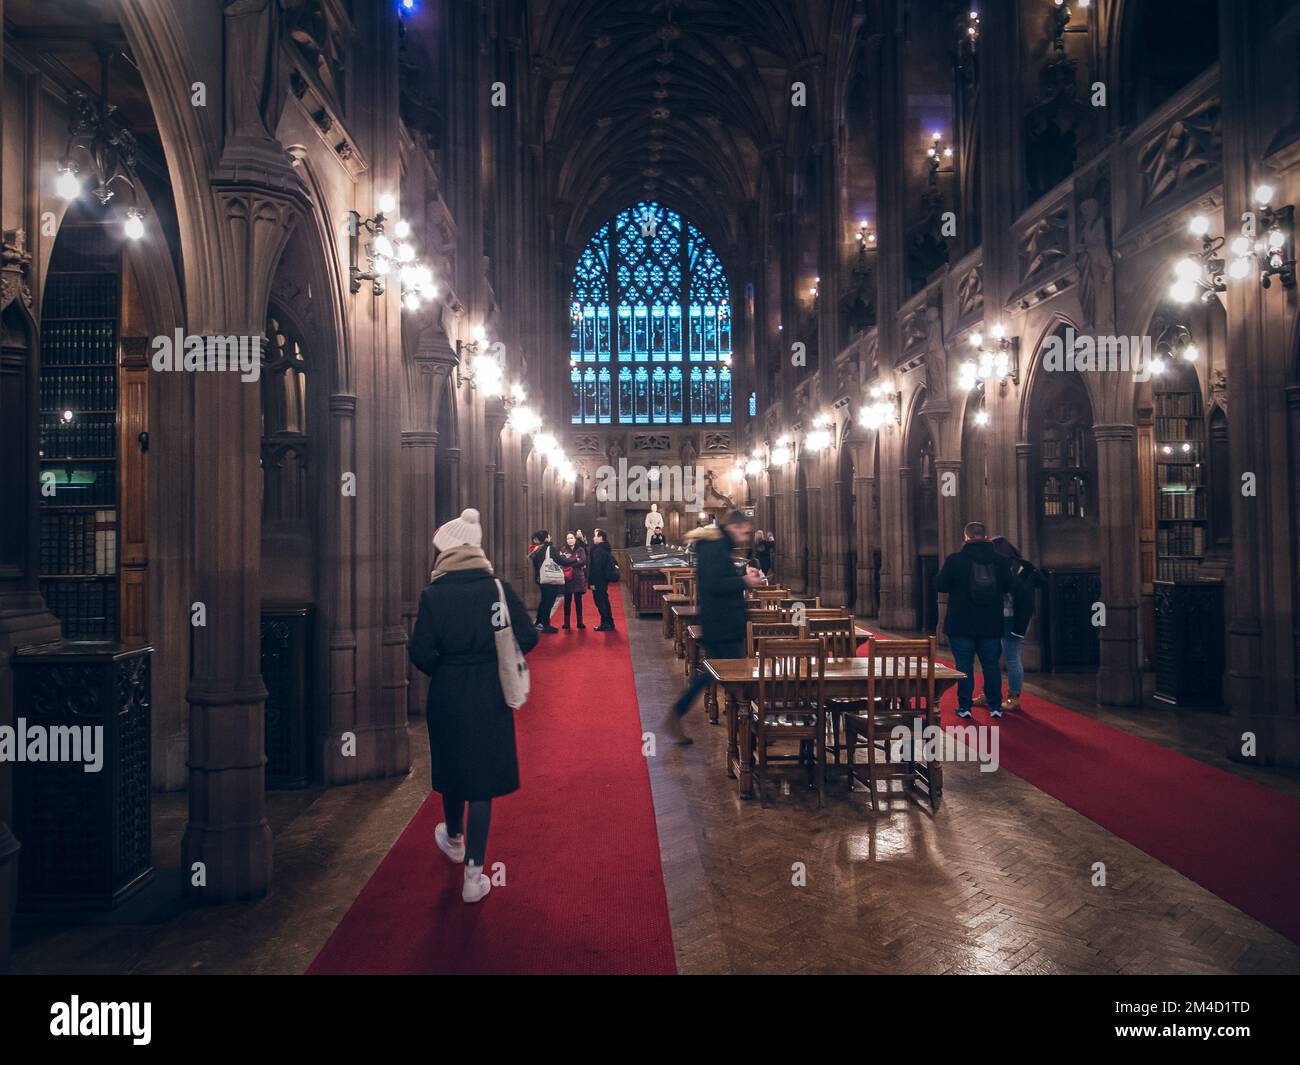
[38,578,118,642]
[40,366,116,411]
[42,321,117,365]
[39,411,116,458]
[42,274,118,319]
[39,510,117,575]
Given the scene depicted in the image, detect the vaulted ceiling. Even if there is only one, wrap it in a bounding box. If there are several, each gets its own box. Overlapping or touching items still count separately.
[531,0,832,256]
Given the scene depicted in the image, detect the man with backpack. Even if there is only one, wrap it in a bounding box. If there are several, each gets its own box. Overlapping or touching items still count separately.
[935,521,1013,720]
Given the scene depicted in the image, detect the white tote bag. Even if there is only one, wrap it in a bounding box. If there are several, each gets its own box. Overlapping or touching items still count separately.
[493,579,531,709]
[538,545,566,586]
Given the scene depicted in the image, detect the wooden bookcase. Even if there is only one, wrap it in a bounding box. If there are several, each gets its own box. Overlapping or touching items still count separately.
[38,214,122,641]
[1153,378,1207,582]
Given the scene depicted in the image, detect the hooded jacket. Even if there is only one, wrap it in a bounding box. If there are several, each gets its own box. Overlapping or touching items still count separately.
[685,525,747,643]
[935,540,1014,639]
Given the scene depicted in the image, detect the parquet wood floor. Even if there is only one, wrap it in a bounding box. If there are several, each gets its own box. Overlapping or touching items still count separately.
[626,591,1300,975]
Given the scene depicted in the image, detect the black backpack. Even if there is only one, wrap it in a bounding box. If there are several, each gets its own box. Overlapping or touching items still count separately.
[969,559,998,608]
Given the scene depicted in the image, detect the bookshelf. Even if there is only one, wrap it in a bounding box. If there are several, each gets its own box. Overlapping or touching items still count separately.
[1153,372,1206,582]
[38,210,121,641]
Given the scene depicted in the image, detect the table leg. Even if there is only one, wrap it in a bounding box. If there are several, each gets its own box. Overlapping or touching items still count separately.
[725,689,738,778]
[706,680,718,725]
[738,702,753,799]
[674,618,685,659]
[662,600,672,639]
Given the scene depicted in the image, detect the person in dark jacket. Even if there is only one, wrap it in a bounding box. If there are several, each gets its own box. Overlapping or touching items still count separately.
[557,531,588,630]
[649,529,666,547]
[935,520,1013,719]
[753,529,774,577]
[987,535,1046,711]
[662,509,764,744]
[528,530,561,633]
[587,527,618,631]
[409,507,538,904]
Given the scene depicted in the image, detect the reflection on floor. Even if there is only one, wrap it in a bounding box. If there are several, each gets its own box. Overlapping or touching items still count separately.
[627,600,1300,975]
[13,584,1300,975]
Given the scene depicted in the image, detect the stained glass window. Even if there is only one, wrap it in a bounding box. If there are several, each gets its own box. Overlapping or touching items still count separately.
[569,201,732,424]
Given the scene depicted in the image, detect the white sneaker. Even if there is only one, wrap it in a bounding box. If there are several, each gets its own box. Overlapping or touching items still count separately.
[435,823,465,863]
[462,862,491,904]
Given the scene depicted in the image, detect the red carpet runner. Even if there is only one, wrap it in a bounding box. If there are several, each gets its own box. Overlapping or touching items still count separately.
[851,639,1300,943]
[308,588,676,974]
[936,668,1300,944]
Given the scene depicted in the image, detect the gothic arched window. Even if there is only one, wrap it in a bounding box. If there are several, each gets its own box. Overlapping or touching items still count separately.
[569,201,732,425]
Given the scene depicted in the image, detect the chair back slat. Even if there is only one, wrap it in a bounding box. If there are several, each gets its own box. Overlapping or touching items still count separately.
[746,619,805,657]
[865,636,937,722]
[807,616,856,659]
[779,596,821,610]
[802,607,851,621]
[755,638,825,727]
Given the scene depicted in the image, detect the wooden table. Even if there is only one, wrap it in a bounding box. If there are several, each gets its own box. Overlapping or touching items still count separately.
[662,593,691,641]
[701,656,966,801]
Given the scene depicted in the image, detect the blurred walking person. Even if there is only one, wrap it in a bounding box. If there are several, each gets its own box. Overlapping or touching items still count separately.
[986,535,1046,711]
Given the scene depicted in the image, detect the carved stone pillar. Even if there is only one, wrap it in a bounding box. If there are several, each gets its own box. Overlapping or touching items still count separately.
[1093,423,1142,706]
[1016,442,1042,671]
[851,457,877,617]
[934,457,964,645]
[891,464,918,630]
[822,458,849,608]
[402,428,436,715]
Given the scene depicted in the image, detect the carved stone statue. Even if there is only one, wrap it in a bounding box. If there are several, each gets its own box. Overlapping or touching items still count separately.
[1076,197,1115,333]
[224,0,280,143]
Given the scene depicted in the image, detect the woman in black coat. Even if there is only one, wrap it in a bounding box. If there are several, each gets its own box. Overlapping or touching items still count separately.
[409,508,538,903]
[587,527,618,631]
[989,536,1046,712]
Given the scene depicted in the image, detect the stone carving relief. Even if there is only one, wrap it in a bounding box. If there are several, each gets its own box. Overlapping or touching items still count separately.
[1,228,33,313]
[572,433,602,455]
[632,433,671,452]
[281,0,348,111]
[702,432,732,453]
[1020,205,1070,283]
[1139,99,1222,209]
[956,262,983,319]
[1211,368,1227,412]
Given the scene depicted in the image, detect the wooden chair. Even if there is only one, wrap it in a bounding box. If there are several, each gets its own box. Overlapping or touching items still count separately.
[803,607,851,621]
[744,638,827,805]
[748,589,787,611]
[779,596,821,610]
[843,636,939,812]
[807,616,862,765]
[745,619,805,657]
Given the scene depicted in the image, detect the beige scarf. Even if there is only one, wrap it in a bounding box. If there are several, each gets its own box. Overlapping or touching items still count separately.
[430,544,494,582]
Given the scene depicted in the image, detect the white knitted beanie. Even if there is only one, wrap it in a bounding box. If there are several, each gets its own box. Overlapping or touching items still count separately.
[433,508,483,551]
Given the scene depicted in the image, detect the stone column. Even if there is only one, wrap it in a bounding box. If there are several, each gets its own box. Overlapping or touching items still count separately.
[1015,442,1043,671]
[1093,423,1142,705]
[934,457,964,644]
[822,455,849,607]
[402,428,436,715]
[849,444,877,616]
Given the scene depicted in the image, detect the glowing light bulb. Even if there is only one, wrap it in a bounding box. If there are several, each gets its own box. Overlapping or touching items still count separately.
[1254,184,1275,207]
[1181,343,1199,362]
[393,220,411,238]
[123,208,145,240]
[1188,215,1210,237]
[974,410,990,427]
[397,242,415,262]
[373,234,394,259]
[1267,228,1285,251]
[1230,236,1251,257]
[403,292,421,311]
[378,193,396,214]
[56,167,81,201]
[1169,279,1197,303]
[1174,257,1201,281]
[61,409,74,423]
[1228,256,1252,280]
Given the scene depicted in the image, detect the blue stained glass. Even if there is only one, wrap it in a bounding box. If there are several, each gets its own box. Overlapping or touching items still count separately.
[748,390,757,418]
[597,367,612,423]
[617,304,631,358]
[668,304,682,358]
[570,202,731,423]
[651,365,667,421]
[618,366,634,420]
[634,304,648,355]
[571,366,583,423]
[597,305,610,360]
[651,304,666,359]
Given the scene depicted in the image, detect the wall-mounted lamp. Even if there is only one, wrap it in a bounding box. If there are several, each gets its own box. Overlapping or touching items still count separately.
[804,413,834,452]
[1052,0,1091,44]
[1236,185,1295,290]
[348,194,397,295]
[859,382,900,430]
[56,90,146,240]
[927,131,954,185]
[957,323,1019,392]
[770,435,793,466]
[455,324,499,391]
